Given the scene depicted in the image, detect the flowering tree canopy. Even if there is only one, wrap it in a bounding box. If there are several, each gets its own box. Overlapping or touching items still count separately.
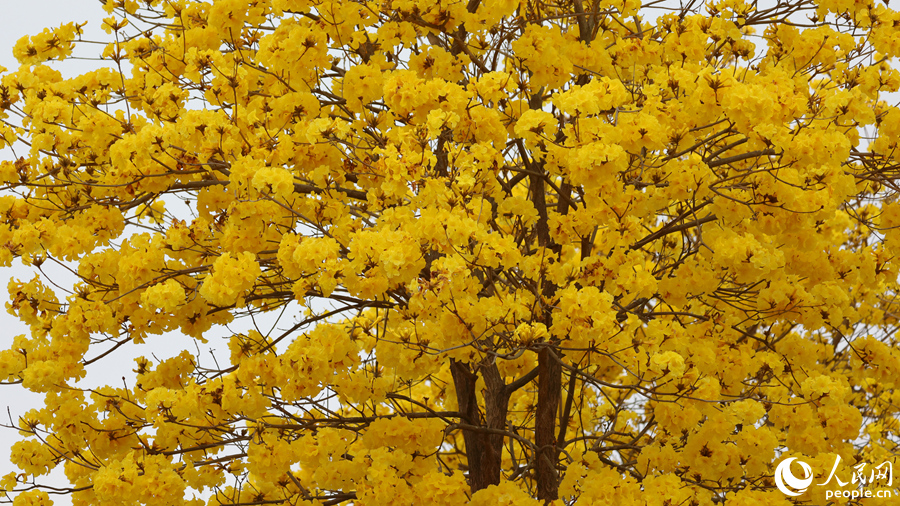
[2,0,900,504]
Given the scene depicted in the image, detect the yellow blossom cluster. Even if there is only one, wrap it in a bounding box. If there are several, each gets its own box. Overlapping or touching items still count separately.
[0,0,899,504]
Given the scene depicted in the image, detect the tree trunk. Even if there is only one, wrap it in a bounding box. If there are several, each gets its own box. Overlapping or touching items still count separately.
[451,359,508,492]
[535,347,561,501]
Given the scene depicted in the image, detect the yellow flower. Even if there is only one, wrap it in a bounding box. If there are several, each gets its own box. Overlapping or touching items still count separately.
[251,166,294,199]
[514,109,557,145]
[650,351,686,378]
[141,279,185,313]
[199,252,261,307]
[11,490,52,506]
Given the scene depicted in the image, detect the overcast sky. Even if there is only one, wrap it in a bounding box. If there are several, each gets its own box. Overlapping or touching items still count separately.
[1,1,896,504]
[0,2,123,502]
[0,5,285,503]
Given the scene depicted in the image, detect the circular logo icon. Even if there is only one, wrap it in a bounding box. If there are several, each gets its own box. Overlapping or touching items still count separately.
[775,457,814,496]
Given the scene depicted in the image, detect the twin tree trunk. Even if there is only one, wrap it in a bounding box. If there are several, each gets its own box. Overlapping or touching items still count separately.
[450,154,568,501]
[443,0,579,485]
[450,352,561,501]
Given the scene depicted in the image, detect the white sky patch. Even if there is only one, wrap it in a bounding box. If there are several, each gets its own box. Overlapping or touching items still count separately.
[1,0,899,504]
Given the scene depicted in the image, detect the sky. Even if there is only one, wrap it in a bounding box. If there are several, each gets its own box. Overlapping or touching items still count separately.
[0,6,290,503]
[0,2,131,503]
[0,0,896,504]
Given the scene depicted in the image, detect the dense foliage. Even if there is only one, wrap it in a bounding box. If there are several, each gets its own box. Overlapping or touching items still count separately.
[2,0,900,504]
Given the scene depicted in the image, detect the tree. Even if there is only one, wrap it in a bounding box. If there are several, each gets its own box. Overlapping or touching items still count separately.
[1,0,900,504]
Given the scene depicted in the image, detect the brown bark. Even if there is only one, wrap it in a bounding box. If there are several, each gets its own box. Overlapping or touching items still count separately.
[450,86,569,502]
[481,362,509,487]
[450,359,509,492]
[450,359,488,491]
[521,99,566,500]
[535,348,561,502]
